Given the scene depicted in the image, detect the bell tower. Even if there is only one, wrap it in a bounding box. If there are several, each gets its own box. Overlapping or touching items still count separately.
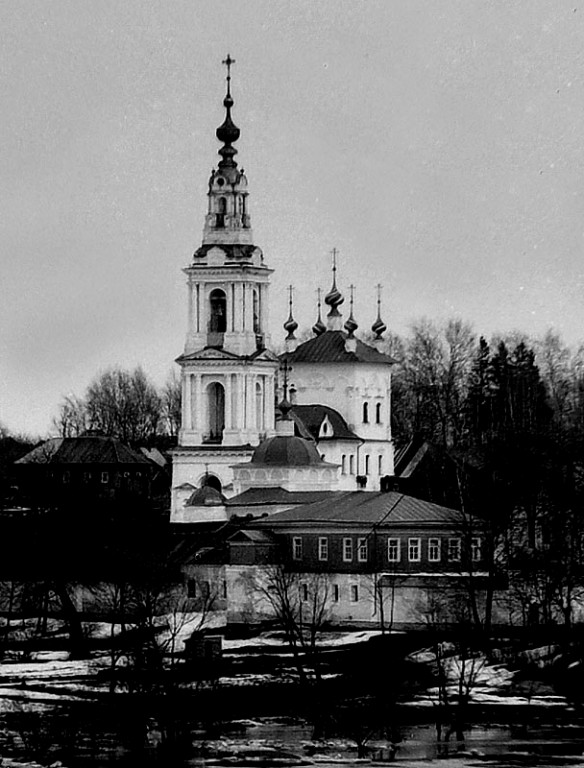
[171,57,278,510]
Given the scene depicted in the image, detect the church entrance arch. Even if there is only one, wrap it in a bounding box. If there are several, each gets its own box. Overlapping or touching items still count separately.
[206,382,225,443]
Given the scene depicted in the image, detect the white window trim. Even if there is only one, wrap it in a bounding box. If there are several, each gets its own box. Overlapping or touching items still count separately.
[343,537,353,562]
[387,537,401,562]
[292,536,303,561]
[448,537,461,562]
[318,537,329,561]
[357,537,368,562]
[428,538,441,562]
[471,536,482,562]
[408,537,421,562]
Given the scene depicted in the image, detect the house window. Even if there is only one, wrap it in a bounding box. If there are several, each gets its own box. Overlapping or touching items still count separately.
[341,455,347,475]
[333,584,340,602]
[428,538,441,562]
[349,455,355,475]
[376,402,382,423]
[378,455,383,475]
[201,581,210,599]
[222,580,227,598]
[357,537,368,562]
[318,537,329,561]
[364,455,370,475]
[101,471,109,484]
[363,402,369,423]
[448,538,461,562]
[83,471,92,483]
[351,585,359,602]
[387,538,400,562]
[301,584,308,601]
[187,580,197,598]
[471,537,482,562]
[343,538,353,562]
[292,537,303,560]
[408,538,421,562]
[62,471,70,484]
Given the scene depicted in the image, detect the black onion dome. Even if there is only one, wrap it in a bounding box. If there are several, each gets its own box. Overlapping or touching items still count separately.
[284,313,298,339]
[372,315,387,339]
[312,316,326,336]
[251,436,323,466]
[344,314,358,336]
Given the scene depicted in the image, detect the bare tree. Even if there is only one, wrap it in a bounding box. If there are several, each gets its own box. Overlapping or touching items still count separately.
[160,369,182,438]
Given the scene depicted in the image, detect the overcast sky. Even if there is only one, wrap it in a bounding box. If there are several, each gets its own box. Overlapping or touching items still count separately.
[2,0,584,436]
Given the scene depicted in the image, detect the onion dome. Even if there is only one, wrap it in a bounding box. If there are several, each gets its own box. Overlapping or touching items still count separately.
[344,285,358,337]
[312,288,326,336]
[216,55,240,170]
[283,285,298,340]
[371,283,387,339]
[324,248,344,318]
[251,435,323,466]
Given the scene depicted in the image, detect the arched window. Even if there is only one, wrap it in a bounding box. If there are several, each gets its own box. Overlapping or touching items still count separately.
[378,454,383,475]
[209,289,227,333]
[206,382,225,442]
[349,455,355,475]
[341,455,347,474]
[365,454,370,475]
[216,197,226,228]
[253,289,260,334]
[376,402,382,423]
[363,402,369,423]
[255,381,264,431]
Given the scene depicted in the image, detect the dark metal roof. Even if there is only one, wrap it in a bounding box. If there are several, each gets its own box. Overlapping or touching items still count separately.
[290,404,360,442]
[186,486,227,507]
[282,330,396,365]
[228,529,278,544]
[16,436,152,466]
[193,243,258,261]
[253,491,461,527]
[227,488,335,506]
[251,435,324,467]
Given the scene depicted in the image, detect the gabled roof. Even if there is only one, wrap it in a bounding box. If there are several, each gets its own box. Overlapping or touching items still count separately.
[282,330,396,365]
[16,436,152,466]
[253,491,461,527]
[290,404,360,442]
[228,529,278,544]
[227,487,335,507]
[176,347,278,364]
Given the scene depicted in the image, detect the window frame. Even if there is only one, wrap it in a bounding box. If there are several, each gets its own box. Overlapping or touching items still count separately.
[318,537,329,561]
[387,537,401,562]
[408,537,421,562]
[292,536,303,561]
[471,536,482,562]
[357,537,368,562]
[448,537,461,562]
[351,585,359,602]
[428,537,441,563]
[343,537,354,562]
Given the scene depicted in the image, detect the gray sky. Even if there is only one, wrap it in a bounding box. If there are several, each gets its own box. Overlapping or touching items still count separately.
[2,0,584,436]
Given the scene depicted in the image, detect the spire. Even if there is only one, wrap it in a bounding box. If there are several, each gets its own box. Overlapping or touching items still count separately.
[344,284,358,353]
[284,285,299,352]
[324,248,344,330]
[283,285,298,340]
[216,54,240,170]
[371,283,387,340]
[344,285,358,337]
[312,288,326,336]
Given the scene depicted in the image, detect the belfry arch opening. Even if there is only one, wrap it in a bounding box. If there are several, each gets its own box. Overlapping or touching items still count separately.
[209,289,227,333]
[206,382,225,443]
[201,474,222,493]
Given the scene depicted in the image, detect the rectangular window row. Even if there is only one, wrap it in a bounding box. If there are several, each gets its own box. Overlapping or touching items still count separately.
[300,583,359,602]
[293,536,482,563]
[386,537,482,563]
[341,454,385,476]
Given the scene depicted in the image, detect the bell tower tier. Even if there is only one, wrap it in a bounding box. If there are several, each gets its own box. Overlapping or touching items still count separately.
[171,56,279,507]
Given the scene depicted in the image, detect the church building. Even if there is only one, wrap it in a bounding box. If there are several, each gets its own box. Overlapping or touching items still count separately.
[171,58,396,524]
